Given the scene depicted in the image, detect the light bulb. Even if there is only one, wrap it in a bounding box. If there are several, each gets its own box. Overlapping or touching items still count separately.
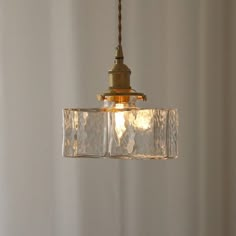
[114,105,152,144]
[114,103,126,143]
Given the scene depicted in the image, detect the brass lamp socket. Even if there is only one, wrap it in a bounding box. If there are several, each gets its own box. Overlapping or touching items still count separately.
[97,46,147,103]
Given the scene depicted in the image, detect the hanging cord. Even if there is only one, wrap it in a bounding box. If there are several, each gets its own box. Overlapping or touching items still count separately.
[115,0,124,60]
[118,0,122,46]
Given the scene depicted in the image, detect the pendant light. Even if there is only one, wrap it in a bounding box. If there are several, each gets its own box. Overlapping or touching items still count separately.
[62,0,178,159]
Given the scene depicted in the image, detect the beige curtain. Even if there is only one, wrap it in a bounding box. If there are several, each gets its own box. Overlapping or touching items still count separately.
[0,0,235,236]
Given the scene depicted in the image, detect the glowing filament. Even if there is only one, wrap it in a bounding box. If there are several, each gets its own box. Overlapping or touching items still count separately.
[114,104,126,143]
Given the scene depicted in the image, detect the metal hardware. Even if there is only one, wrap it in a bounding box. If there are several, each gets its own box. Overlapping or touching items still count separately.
[97,0,147,103]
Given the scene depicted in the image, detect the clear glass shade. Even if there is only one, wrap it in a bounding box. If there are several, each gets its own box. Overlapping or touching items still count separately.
[62,102,178,160]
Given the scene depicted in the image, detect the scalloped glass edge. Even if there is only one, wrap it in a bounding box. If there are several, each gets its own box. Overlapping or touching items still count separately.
[62,108,178,160]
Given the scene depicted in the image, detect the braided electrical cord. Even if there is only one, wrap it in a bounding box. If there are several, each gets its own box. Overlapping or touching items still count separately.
[118,0,122,46]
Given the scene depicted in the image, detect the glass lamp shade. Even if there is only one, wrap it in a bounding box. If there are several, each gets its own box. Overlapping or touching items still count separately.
[62,102,178,159]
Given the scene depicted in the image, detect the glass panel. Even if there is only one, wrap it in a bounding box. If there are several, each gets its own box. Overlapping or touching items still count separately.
[108,109,170,159]
[167,109,178,158]
[63,109,107,157]
[62,108,178,159]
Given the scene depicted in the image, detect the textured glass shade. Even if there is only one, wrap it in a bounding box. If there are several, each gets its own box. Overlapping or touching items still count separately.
[62,108,178,160]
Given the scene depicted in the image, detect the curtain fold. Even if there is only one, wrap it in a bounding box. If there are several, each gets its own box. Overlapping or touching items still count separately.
[0,0,235,236]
